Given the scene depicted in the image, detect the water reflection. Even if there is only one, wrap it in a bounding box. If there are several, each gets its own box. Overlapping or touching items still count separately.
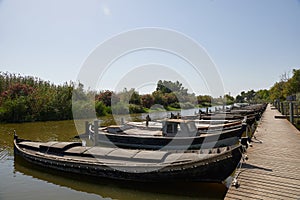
[1,108,228,200]
[14,155,226,200]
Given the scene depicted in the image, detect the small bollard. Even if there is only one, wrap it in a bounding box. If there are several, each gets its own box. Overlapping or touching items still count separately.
[94,120,99,146]
[289,102,294,124]
[280,102,284,115]
[85,121,89,134]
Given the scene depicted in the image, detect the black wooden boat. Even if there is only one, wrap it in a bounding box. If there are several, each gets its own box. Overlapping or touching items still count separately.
[14,134,243,183]
[87,119,246,150]
[198,103,267,124]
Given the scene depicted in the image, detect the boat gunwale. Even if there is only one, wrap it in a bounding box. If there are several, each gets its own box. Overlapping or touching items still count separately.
[14,137,242,169]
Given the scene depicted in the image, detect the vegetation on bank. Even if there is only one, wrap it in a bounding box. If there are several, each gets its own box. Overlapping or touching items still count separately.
[1,68,298,123]
[0,73,233,122]
[235,68,300,104]
[0,72,73,122]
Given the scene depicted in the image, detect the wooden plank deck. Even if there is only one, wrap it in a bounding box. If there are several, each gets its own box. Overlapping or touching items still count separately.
[225,104,300,200]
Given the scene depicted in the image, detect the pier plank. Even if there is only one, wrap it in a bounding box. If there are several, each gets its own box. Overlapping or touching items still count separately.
[225,104,300,199]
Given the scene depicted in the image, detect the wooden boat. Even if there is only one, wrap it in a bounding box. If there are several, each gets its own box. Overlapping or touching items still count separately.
[127,118,244,132]
[87,119,246,150]
[14,134,243,183]
[198,104,267,123]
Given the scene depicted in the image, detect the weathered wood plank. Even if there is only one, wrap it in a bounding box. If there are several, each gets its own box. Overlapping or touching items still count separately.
[225,104,300,200]
[239,176,300,195]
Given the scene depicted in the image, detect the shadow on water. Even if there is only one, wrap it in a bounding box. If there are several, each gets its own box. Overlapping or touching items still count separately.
[14,155,227,200]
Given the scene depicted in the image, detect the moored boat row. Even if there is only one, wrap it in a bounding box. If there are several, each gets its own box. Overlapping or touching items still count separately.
[14,103,267,184]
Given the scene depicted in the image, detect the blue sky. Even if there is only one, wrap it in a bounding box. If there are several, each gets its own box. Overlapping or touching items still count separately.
[0,0,299,96]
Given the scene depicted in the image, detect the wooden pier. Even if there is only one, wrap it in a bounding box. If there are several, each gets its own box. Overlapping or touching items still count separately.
[225,104,300,200]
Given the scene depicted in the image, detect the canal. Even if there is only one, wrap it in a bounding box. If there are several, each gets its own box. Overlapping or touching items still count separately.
[0,111,229,200]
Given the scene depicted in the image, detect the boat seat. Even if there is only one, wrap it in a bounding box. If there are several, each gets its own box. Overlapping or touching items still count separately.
[64,146,91,155]
[39,142,82,154]
[18,141,42,151]
[133,151,168,162]
[83,147,116,157]
[83,147,168,162]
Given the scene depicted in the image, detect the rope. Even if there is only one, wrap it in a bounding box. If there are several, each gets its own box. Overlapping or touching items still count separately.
[231,148,248,188]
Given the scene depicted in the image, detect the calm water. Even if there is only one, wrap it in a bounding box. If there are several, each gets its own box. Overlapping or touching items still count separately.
[0,116,229,200]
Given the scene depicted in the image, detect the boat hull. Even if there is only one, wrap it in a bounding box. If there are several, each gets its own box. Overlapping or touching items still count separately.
[93,126,245,150]
[14,138,242,183]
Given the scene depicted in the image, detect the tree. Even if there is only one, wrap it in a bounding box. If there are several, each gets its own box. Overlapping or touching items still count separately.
[269,81,286,101]
[152,90,163,105]
[129,90,141,105]
[285,69,300,95]
[197,95,212,106]
[141,94,154,108]
[235,90,256,103]
[224,94,235,105]
[96,90,113,107]
[254,89,270,103]
[156,80,188,95]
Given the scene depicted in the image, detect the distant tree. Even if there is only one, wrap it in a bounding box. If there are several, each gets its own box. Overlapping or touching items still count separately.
[254,89,270,103]
[152,90,164,105]
[269,81,286,101]
[235,90,256,103]
[95,101,107,116]
[141,94,154,108]
[129,90,141,105]
[235,95,244,103]
[156,80,188,95]
[285,69,300,96]
[197,95,212,106]
[224,94,235,105]
[96,90,113,107]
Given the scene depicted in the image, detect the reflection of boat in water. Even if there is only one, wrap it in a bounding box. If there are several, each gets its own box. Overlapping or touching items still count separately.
[14,150,229,200]
[86,119,246,150]
[14,134,242,183]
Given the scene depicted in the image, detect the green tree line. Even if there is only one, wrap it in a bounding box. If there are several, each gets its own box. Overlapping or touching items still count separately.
[235,68,300,104]
[0,72,73,122]
[1,72,235,122]
[2,69,298,123]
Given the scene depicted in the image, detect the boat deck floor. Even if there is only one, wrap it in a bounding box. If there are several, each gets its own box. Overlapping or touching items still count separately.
[18,141,230,165]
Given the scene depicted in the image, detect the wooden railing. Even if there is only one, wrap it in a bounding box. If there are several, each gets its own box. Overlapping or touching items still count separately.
[274,101,300,128]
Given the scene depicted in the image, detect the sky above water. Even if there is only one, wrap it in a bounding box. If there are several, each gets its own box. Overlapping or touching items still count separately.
[0,0,299,96]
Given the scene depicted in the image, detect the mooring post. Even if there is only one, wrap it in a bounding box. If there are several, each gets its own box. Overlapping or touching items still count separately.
[289,102,294,124]
[206,107,208,115]
[280,102,284,115]
[93,120,99,146]
[85,121,89,134]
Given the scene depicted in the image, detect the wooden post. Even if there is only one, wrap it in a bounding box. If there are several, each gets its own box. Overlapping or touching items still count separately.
[296,104,299,119]
[85,121,89,134]
[93,120,99,146]
[280,102,284,115]
[289,102,294,124]
[206,107,208,115]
